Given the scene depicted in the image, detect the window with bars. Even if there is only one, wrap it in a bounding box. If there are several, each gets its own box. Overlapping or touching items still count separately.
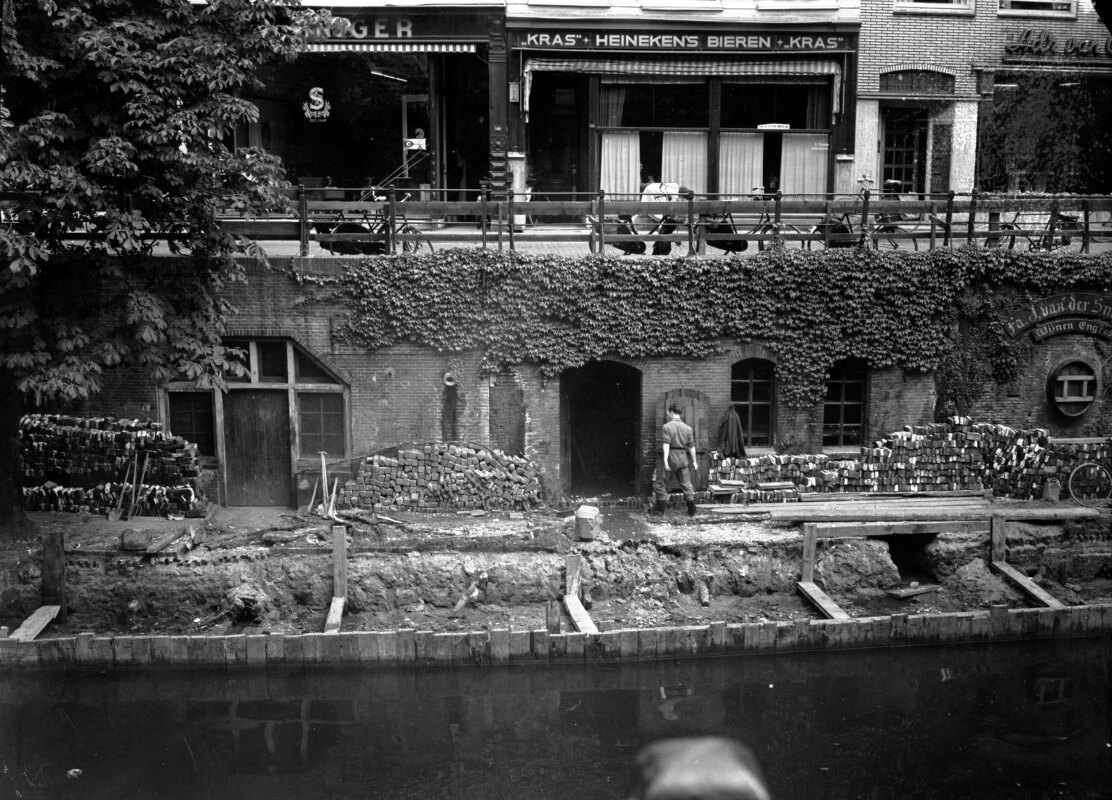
[823,360,866,448]
[1048,361,1096,417]
[731,359,774,447]
[298,393,346,457]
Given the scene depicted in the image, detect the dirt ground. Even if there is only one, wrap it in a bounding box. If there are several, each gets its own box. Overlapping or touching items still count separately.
[2,501,1111,638]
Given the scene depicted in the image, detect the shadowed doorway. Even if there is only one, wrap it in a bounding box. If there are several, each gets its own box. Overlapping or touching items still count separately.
[561,361,642,497]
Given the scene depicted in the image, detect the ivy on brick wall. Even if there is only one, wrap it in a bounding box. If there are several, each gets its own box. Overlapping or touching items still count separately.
[298,246,1112,410]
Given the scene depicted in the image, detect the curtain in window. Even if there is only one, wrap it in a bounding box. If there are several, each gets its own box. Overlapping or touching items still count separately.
[718,132,764,198]
[600,131,641,198]
[779,133,829,198]
[661,131,708,194]
[805,86,831,131]
[599,86,627,127]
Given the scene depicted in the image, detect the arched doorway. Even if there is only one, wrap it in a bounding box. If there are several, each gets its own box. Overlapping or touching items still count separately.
[560,361,642,496]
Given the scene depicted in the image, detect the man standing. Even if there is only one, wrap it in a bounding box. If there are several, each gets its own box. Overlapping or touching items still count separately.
[653,403,698,516]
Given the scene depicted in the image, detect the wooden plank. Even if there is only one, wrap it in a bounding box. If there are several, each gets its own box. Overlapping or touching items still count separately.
[801,523,817,582]
[815,521,989,538]
[799,490,993,501]
[885,584,940,599]
[323,596,345,634]
[991,561,1066,609]
[797,581,850,620]
[769,505,1099,523]
[563,594,599,634]
[146,528,187,555]
[9,606,61,642]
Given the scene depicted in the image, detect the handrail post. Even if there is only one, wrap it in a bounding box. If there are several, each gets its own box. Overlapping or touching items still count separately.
[387,186,398,255]
[597,190,606,252]
[508,187,516,252]
[944,191,955,247]
[773,190,783,247]
[823,200,832,249]
[1082,197,1091,254]
[929,199,938,250]
[859,188,871,248]
[685,188,696,255]
[298,184,309,257]
[966,189,978,247]
[1048,197,1060,248]
[480,183,489,248]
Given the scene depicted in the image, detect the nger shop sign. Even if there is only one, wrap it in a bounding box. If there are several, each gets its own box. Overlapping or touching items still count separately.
[331,14,488,42]
[516,31,849,52]
[1003,293,1112,342]
[1003,28,1112,62]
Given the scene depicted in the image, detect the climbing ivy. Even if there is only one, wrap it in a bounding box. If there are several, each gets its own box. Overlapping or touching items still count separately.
[297,246,1112,411]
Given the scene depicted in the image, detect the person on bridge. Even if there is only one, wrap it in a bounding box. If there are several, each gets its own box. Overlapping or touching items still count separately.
[652,403,698,517]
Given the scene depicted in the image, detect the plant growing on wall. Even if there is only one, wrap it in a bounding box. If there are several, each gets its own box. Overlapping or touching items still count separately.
[303,245,1112,418]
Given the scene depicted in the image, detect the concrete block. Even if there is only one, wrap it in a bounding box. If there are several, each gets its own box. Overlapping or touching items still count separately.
[301,633,323,664]
[531,630,549,661]
[491,628,510,663]
[709,621,727,652]
[565,632,586,661]
[223,635,248,667]
[354,632,378,663]
[245,635,267,666]
[468,631,489,665]
[266,633,286,665]
[509,630,531,662]
[638,628,660,659]
[618,629,638,660]
[320,632,344,665]
[397,629,416,664]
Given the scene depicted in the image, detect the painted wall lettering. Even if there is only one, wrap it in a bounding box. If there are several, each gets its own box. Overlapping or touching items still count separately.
[1003,292,1112,340]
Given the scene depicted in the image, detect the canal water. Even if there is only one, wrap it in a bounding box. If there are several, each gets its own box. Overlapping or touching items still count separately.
[1,637,1109,799]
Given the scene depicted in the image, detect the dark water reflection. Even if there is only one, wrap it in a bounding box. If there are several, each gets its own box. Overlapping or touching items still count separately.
[1,638,1109,799]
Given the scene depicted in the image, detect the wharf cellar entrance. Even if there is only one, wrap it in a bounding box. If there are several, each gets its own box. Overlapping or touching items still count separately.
[560,361,642,497]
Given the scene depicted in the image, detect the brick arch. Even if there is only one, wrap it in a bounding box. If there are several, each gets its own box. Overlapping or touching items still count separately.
[723,343,779,365]
[879,63,957,77]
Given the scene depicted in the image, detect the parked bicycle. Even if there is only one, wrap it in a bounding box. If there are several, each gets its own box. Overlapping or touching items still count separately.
[314,188,432,255]
[702,187,806,252]
[984,209,1082,252]
[1067,457,1112,507]
[806,178,930,250]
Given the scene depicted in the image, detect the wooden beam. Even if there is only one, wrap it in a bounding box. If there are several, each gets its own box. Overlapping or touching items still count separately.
[886,584,940,599]
[990,516,1007,564]
[814,520,990,538]
[41,529,65,621]
[991,561,1065,609]
[146,528,187,556]
[801,523,817,582]
[10,605,61,642]
[797,582,850,620]
[333,524,347,599]
[323,596,345,634]
[564,554,598,634]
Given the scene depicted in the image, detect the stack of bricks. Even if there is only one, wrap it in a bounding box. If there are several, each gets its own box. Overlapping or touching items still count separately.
[715,417,1110,501]
[338,443,543,512]
[19,414,201,516]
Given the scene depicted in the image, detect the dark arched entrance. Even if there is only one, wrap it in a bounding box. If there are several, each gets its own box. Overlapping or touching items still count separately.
[560,360,642,496]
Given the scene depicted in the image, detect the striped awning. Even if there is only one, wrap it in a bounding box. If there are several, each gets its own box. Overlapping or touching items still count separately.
[306,42,476,53]
[523,56,842,117]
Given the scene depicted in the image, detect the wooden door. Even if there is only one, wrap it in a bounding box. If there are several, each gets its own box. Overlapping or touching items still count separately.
[224,390,292,506]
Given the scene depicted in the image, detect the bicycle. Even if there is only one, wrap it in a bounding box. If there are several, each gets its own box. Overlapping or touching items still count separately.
[1067,458,1112,507]
[314,188,432,255]
[702,188,806,252]
[806,178,928,250]
[983,209,1082,253]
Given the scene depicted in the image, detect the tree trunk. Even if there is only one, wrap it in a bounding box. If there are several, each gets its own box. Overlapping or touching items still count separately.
[0,368,32,540]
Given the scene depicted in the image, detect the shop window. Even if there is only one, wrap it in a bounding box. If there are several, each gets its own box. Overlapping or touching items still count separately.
[731,359,774,447]
[999,0,1074,14]
[298,392,345,457]
[720,83,828,130]
[603,83,708,128]
[168,392,215,456]
[823,360,866,448]
[1047,360,1097,417]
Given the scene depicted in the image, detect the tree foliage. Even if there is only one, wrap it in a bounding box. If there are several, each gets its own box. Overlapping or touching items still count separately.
[0,0,342,532]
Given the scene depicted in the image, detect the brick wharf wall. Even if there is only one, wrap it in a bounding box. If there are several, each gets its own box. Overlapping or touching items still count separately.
[67,258,942,501]
[859,0,1112,95]
[967,333,1112,435]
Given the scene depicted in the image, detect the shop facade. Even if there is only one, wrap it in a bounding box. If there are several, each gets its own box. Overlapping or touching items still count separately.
[856,0,1112,196]
[505,9,860,199]
[239,3,504,196]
